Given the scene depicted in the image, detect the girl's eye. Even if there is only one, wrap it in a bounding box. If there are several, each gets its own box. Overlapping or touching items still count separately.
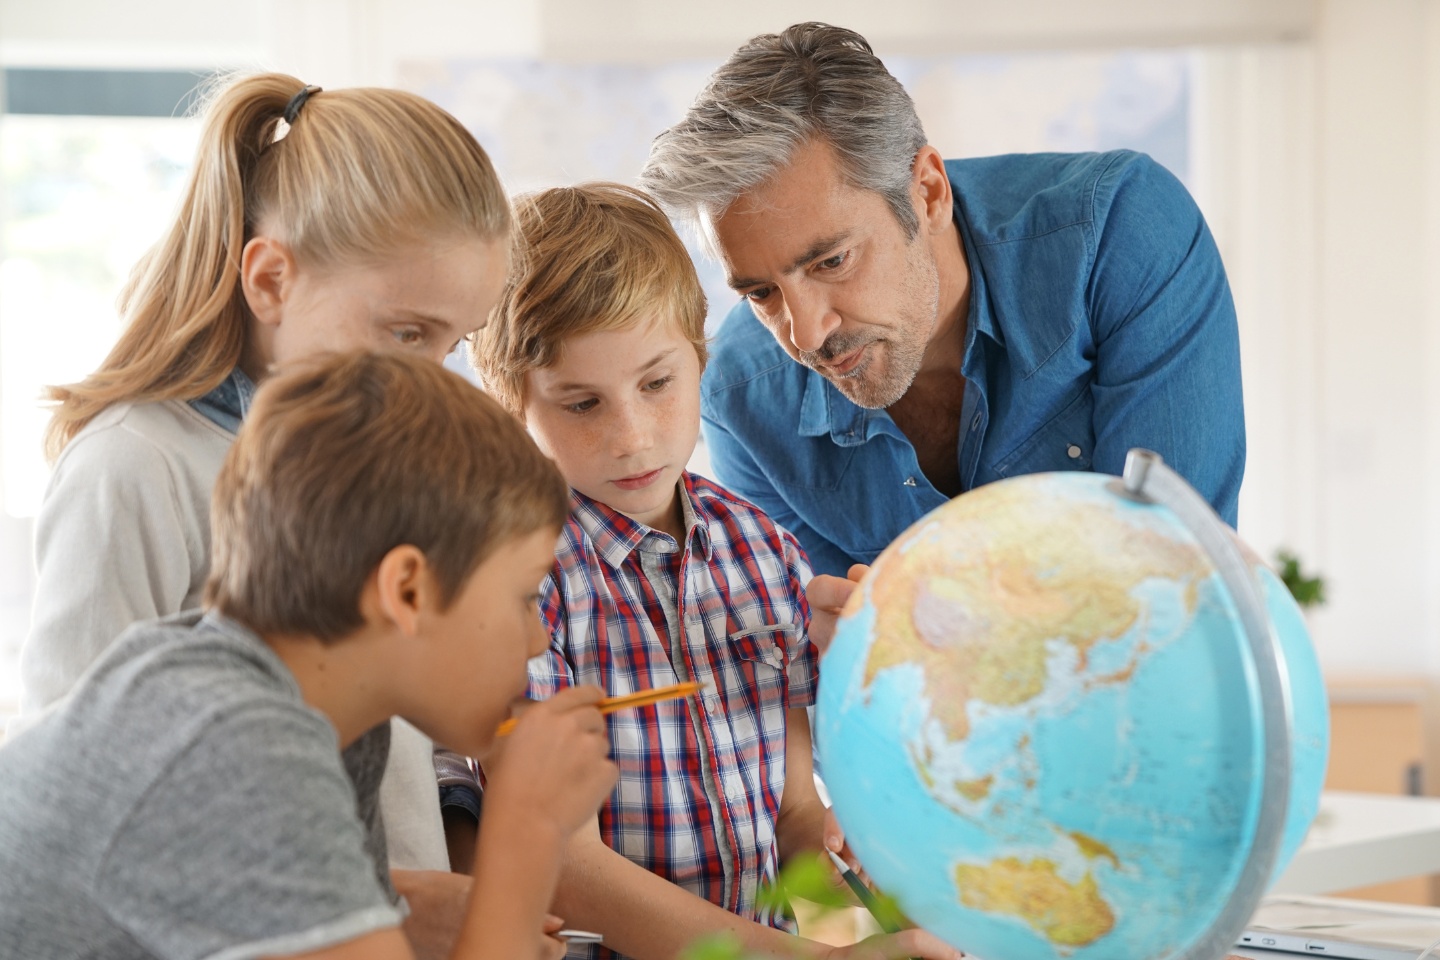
[393,326,426,346]
[643,375,675,392]
[565,398,599,414]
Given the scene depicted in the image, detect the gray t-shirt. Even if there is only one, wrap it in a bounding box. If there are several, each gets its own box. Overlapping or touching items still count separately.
[0,612,404,960]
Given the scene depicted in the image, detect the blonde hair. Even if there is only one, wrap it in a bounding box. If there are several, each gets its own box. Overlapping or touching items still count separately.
[206,350,568,641]
[471,183,707,415]
[44,72,510,461]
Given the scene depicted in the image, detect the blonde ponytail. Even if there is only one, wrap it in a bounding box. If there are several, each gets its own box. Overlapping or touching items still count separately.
[44,73,509,460]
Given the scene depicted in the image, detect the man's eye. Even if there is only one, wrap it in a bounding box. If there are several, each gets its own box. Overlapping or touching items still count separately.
[744,286,773,303]
[818,252,847,271]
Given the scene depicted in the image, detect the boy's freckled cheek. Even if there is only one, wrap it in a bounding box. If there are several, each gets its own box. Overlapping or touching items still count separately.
[571,421,608,455]
[666,413,692,441]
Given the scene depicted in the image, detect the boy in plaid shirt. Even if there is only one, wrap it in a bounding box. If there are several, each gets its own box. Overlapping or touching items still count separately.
[471,184,956,960]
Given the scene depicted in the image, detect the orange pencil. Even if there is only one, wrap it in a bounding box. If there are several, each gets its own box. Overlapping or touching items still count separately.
[495,680,703,737]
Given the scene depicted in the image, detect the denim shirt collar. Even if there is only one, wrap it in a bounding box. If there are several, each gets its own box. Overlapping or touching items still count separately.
[189,367,257,434]
[950,188,1002,353]
[798,372,857,441]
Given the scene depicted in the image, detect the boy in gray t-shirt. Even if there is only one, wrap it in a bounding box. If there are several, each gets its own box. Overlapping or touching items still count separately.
[0,353,619,960]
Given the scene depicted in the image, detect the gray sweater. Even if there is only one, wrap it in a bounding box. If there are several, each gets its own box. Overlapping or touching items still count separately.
[16,398,449,871]
[22,400,227,714]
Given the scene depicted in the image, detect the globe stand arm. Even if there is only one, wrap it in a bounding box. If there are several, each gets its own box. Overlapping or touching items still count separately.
[1110,449,1293,960]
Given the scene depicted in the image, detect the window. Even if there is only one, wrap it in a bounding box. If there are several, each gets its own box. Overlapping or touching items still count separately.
[0,69,207,727]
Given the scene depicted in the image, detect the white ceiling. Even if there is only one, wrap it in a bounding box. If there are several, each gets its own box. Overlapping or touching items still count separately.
[0,0,1319,79]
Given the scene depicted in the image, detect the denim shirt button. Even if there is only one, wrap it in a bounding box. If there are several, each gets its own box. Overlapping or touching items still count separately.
[1067,444,1083,459]
[903,476,918,487]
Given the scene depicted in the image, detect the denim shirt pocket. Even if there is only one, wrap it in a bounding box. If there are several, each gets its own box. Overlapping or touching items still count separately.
[991,386,1095,478]
[766,435,859,492]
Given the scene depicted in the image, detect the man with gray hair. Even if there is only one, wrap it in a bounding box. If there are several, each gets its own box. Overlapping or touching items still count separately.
[641,22,1244,642]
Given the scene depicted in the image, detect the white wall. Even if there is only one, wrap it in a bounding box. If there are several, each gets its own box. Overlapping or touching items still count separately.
[1201,1,1440,677]
[1313,0,1439,675]
[1193,40,1322,619]
[533,0,1316,60]
[0,0,1319,76]
[0,0,543,78]
[1424,2,1440,680]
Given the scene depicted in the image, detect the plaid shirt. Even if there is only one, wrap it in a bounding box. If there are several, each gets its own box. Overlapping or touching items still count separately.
[531,472,818,959]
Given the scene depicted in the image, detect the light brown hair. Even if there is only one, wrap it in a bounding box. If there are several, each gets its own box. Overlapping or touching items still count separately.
[471,182,707,415]
[204,350,568,641]
[44,72,510,461]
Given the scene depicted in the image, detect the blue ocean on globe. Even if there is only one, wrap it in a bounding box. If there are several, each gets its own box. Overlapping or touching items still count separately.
[815,471,1328,960]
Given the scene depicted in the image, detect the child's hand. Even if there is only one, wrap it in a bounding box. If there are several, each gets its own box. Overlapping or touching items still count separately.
[539,913,568,960]
[824,930,966,959]
[821,806,874,892]
[807,564,870,654]
[485,685,618,837]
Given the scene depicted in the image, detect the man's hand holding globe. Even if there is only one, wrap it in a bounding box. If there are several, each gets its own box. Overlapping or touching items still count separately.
[808,565,871,654]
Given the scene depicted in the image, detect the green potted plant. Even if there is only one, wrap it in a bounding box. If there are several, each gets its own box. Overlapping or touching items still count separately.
[1274,548,1327,611]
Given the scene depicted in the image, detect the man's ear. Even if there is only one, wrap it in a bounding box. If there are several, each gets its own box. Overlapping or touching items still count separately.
[240,234,298,329]
[369,545,434,638]
[910,145,953,235]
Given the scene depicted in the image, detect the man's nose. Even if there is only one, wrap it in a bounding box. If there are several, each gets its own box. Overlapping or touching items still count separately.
[786,289,841,354]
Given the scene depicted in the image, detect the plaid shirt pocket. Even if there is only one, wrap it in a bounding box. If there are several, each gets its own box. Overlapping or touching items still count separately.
[720,621,797,733]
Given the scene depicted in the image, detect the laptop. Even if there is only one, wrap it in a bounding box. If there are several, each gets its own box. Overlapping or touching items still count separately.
[1233,895,1440,960]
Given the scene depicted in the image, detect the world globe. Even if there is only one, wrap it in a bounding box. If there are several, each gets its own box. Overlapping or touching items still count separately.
[815,451,1329,960]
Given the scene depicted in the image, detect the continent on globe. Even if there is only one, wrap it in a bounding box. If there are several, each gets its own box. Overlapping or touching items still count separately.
[854,481,1210,745]
[954,856,1116,947]
[955,775,995,802]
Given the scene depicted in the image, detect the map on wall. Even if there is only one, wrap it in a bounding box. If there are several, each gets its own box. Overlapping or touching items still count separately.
[400,48,1190,333]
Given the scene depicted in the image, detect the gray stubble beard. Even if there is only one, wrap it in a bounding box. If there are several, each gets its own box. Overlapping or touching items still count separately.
[803,241,941,410]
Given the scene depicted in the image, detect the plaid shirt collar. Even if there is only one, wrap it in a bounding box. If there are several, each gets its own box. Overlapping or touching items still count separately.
[570,472,714,570]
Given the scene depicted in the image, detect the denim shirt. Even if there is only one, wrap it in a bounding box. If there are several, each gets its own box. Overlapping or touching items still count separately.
[188,367,257,434]
[699,151,1245,578]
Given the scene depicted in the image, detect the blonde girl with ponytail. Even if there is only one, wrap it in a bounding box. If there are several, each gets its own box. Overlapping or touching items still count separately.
[18,73,510,945]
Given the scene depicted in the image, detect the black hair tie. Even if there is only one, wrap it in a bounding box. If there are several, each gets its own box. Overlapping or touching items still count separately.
[283,84,322,124]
